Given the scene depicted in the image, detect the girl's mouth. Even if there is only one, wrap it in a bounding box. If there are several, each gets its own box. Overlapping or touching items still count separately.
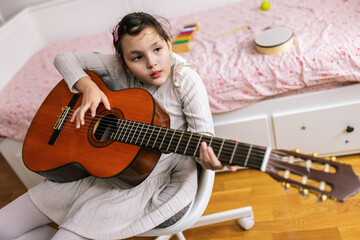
[151,71,162,78]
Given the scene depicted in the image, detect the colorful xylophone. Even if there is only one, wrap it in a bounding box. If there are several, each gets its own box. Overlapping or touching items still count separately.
[172,23,199,53]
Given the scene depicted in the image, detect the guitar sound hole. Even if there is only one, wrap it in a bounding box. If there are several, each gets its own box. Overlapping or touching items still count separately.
[94,114,118,141]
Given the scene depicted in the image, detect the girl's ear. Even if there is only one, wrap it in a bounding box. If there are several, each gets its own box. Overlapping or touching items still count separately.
[167,39,173,54]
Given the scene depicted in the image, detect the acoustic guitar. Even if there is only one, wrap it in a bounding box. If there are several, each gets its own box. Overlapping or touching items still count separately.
[23,71,360,202]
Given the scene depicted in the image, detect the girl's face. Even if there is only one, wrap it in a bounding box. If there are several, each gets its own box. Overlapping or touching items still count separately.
[121,27,172,86]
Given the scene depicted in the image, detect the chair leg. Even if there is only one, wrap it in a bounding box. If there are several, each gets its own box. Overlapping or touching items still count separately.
[237,215,255,230]
[175,232,186,240]
[154,234,174,240]
[190,206,255,230]
[154,232,186,240]
[154,207,254,239]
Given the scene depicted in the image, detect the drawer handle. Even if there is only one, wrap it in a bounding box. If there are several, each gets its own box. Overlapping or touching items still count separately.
[346,126,355,133]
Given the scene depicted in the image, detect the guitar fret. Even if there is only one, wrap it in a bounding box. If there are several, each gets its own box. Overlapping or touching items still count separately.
[229,141,238,165]
[112,119,121,140]
[115,119,125,141]
[159,128,168,150]
[152,127,161,148]
[183,132,193,155]
[243,144,253,167]
[140,124,150,146]
[134,124,144,145]
[166,130,176,151]
[217,139,225,159]
[174,131,184,153]
[129,122,139,144]
[146,126,156,147]
[208,137,213,147]
[125,121,134,143]
[110,119,269,172]
[193,135,202,157]
[120,120,130,142]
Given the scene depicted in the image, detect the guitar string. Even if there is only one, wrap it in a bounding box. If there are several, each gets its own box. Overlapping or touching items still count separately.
[267,160,329,189]
[55,110,328,175]
[59,111,263,152]
[62,112,326,171]
[61,111,267,158]
[267,152,333,177]
[57,111,269,168]
[108,118,268,159]
[59,113,269,159]
[58,127,267,169]
[56,109,318,170]
[60,110,263,157]
[59,113,269,160]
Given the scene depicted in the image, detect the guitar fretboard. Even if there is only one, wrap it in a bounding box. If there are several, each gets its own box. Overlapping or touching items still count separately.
[109,119,269,170]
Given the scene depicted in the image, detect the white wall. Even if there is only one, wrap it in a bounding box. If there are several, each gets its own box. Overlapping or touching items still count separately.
[0,0,55,24]
[30,0,243,44]
[0,9,45,90]
[0,0,243,91]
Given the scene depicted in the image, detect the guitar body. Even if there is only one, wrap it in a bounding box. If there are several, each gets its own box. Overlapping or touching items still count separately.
[23,71,170,188]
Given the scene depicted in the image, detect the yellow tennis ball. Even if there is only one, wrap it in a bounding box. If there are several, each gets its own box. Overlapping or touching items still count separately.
[260,1,271,11]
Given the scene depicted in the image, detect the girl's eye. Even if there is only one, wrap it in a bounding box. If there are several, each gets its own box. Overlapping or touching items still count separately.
[154,47,161,53]
[133,56,142,61]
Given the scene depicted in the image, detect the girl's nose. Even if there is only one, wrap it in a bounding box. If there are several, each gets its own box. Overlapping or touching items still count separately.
[146,56,157,69]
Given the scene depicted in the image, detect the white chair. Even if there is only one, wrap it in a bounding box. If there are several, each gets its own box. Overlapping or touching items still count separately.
[138,167,255,240]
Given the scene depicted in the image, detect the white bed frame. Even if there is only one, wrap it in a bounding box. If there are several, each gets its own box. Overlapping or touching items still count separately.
[1,0,359,189]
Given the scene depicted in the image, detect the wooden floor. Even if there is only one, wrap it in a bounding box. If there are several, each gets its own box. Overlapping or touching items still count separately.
[1,153,360,240]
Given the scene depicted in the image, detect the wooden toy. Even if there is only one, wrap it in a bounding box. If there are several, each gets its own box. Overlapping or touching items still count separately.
[212,25,251,38]
[172,23,199,53]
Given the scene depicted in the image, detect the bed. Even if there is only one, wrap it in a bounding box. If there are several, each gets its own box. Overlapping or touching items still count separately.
[0,0,359,188]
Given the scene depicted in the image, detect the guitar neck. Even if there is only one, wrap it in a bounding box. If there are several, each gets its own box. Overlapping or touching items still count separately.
[109,119,271,171]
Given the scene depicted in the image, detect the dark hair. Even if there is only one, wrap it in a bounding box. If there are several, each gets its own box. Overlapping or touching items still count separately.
[112,12,171,69]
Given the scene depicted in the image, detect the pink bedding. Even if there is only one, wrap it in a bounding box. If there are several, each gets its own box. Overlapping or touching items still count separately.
[0,0,359,140]
[170,0,360,112]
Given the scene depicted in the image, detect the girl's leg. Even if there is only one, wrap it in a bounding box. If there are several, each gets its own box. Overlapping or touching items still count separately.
[51,228,89,240]
[0,192,52,239]
[15,225,57,240]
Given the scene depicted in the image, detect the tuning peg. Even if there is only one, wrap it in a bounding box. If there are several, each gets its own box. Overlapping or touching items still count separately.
[312,153,318,157]
[324,156,336,161]
[282,182,291,194]
[282,182,291,188]
[299,188,309,198]
[317,194,328,203]
[290,148,300,153]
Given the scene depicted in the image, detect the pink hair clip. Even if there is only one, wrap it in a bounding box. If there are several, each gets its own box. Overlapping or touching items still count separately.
[114,25,119,42]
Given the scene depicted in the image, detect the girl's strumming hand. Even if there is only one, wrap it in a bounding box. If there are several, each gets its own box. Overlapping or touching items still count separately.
[198,141,237,172]
[71,77,111,128]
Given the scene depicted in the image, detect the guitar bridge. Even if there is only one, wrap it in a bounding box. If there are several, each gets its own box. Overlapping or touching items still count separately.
[48,94,79,145]
[54,106,70,130]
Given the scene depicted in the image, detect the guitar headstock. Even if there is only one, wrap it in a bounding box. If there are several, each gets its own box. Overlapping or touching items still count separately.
[265,149,360,202]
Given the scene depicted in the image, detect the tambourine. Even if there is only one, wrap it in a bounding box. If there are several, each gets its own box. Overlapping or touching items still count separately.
[255,27,294,55]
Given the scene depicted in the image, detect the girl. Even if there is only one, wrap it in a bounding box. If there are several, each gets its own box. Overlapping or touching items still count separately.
[0,12,233,240]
